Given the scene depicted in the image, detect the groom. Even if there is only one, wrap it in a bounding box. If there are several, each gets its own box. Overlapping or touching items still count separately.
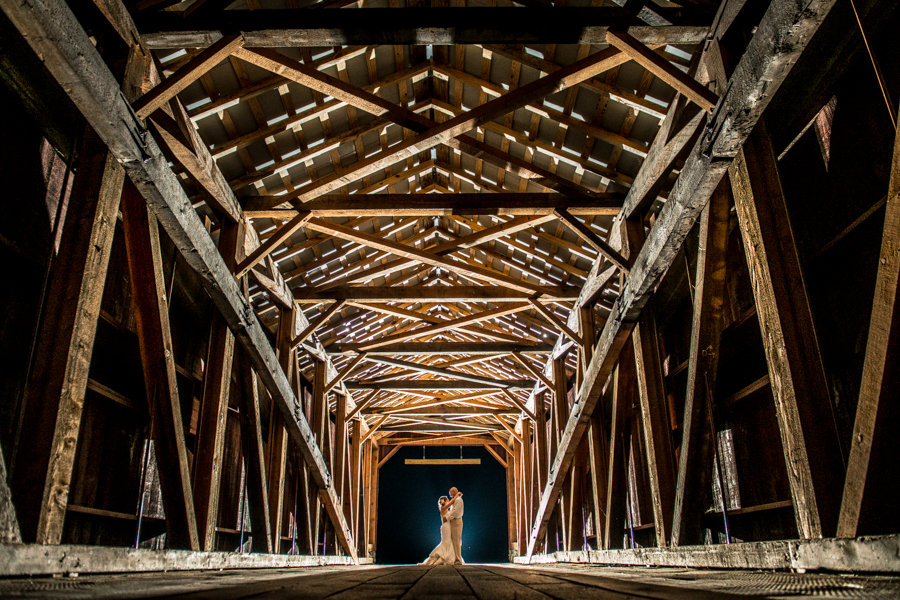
[446,486,464,564]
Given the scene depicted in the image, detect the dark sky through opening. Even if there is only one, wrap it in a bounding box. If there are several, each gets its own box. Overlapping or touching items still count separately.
[375,445,508,564]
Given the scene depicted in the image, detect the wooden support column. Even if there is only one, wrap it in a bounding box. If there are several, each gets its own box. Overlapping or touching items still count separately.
[9,129,125,544]
[633,308,676,548]
[266,304,295,553]
[838,106,900,537]
[334,393,349,528]
[309,358,328,554]
[730,124,844,538]
[604,340,635,550]
[587,411,609,550]
[506,448,517,558]
[672,180,731,546]
[551,357,570,550]
[567,438,588,551]
[121,184,199,550]
[368,442,380,558]
[348,420,362,545]
[236,350,272,553]
[192,222,241,551]
[521,420,533,553]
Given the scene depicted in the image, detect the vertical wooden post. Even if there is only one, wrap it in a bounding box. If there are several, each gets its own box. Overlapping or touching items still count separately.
[192,222,241,551]
[633,310,676,548]
[551,356,570,549]
[368,441,380,558]
[236,350,272,553]
[505,447,517,558]
[730,124,844,538]
[334,393,349,530]
[11,129,125,545]
[348,419,361,543]
[838,107,900,537]
[122,183,199,550]
[587,412,609,550]
[521,419,533,552]
[309,358,328,554]
[604,340,635,549]
[266,304,295,553]
[672,180,731,545]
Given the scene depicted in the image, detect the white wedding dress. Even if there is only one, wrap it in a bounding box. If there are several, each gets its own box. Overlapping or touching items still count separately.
[422,518,456,565]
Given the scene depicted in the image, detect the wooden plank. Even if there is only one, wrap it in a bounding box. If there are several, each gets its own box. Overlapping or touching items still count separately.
[587,412,609,551]
[330,342,554,356]
[1,0,359,560]
[140,9,710,48]
[325,353,369,394]
[604,341,635,550]
[729,124,843,538]
[133,34,243,118]
[246,193,623,218]
[606,30,719,112]
[297,286,579,303]
[524,0,838,559]
[192,222,241,551]
[333,394,348,523]
[121,184,199,550]
[511,353,554,390]
[672,180,731,546]
[837,105,900,538]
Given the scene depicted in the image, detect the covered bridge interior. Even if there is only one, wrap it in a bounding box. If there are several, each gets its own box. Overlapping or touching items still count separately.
[1,0,899,596]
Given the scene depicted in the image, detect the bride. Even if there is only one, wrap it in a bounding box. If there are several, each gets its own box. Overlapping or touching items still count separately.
[421,493,462,565]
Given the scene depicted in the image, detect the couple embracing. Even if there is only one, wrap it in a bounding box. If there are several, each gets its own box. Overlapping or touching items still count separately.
[422,486,464,565]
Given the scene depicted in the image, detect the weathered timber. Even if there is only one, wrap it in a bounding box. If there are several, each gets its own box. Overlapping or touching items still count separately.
[8,130,124,545]
[0,0,358,560]
[138,9,710,47]
[192,223,240,551]
[606,30,719,112]
[236,351,273,553]
[837,105,900,538]
[244,193,623,218]
[296,286,579,303]
[729,125,843,538]
[672,180,731,546]
[121,186,199,550]
[364,356,529,389]
[525,0,838,558]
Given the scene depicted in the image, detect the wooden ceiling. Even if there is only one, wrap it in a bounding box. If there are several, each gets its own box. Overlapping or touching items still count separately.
[132,0,721,447]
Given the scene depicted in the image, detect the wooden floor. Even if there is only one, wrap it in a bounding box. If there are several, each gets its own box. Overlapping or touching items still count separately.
[1,564,899,599]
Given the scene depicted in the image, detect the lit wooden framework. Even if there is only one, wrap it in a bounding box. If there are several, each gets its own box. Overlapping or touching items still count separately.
[1,0,898,570]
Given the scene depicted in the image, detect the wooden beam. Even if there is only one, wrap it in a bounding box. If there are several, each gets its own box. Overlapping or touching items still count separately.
[376,446,401,469]
[554,209,631,272]
[234,210,312,279]
[524,0,838,558]
[296,286,579,303]
[140,9,710,48]
[632,309,676,548]
[368,407,518,416]
[350,303,533,352]
[276,47,627,204]
[604,341,634,550]
[236,350,272,553]
[364,356,530,390]
[122,185,199,550]
[329,342,554,356]
[0,0,358,560]
[503,389,537,423]
[192,223,240,551]
[837,106,900,538]
[133,34,243,118]
[302,218,546,294]
[510,353,554,391]
[346,380,534,391]
[290,300,345,350]
[325,353,369,394]
[10,130,125,545]
[671,180,731,546]
[529,299,583,346]
[729,124,844,538]
[606,30,719,112]
[246,193,622,218]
